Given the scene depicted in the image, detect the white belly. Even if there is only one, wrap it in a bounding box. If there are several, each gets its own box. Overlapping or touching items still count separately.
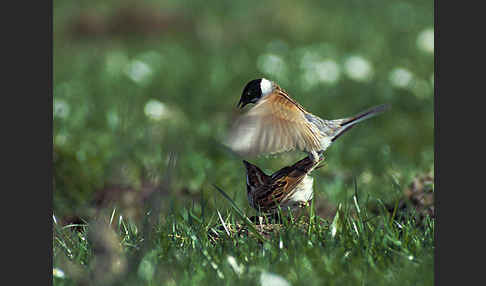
[285,175,314,206]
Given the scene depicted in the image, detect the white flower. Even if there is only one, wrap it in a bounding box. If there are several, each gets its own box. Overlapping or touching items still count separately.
[314,60,340,84]
[389,68,413,88]
[416,28,434,53]
[125,60,153,84]
[257,53,288,81]
[144,100,169,121]
[301,59,340,88]
[53,99,70,119]
[344,56,373,82]
[53,268,65,279]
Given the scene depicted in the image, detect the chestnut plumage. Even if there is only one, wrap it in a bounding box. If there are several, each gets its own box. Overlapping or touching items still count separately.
[226,78,390,162]
[243,154,324,214]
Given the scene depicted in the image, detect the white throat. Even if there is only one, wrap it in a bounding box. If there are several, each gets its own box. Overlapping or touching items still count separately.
[260,78,273,96]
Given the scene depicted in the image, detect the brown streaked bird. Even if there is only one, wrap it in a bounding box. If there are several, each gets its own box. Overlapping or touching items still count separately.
[225,78,390,162]
[243,153,324,214]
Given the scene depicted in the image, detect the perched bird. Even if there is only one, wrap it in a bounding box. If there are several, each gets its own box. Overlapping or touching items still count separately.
[243,153,324,214]
[226,78,390,162]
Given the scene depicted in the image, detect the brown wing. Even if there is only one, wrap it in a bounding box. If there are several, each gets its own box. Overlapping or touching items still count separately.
[251,155,322,212]
[251,175,305,212]
[225,90,322,157]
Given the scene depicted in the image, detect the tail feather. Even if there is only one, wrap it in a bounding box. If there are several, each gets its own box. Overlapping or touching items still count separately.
[331,104,390,142]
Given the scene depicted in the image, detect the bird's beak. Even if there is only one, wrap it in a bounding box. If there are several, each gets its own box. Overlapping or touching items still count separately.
[242,160,251,169]
[236,99,247,109]
[242,160,256,173]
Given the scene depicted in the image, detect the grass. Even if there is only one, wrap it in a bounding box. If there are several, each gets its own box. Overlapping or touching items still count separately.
[53,150,434,285]
[52,0,434,284]
[53,173,434,286]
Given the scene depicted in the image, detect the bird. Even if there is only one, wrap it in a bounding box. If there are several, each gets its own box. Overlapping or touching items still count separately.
[225,78,390,162]
[243,153,324,214]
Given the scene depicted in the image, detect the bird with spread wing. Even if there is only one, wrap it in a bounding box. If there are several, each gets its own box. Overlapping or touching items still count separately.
[225,78,389,162]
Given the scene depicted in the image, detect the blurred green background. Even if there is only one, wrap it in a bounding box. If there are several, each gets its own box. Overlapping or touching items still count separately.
[53,0,433,220]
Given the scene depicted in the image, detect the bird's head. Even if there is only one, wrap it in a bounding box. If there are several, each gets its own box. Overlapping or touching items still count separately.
[242,160,269,190]
[237,78,273,109]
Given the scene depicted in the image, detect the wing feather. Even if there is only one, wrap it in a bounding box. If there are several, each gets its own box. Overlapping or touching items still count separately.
[225,91,322,157]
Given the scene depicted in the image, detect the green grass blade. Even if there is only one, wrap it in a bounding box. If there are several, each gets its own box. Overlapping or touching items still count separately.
[212,184,266,241]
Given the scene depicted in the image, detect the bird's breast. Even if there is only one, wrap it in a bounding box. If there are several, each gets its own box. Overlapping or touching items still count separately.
[286,175,314,204]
